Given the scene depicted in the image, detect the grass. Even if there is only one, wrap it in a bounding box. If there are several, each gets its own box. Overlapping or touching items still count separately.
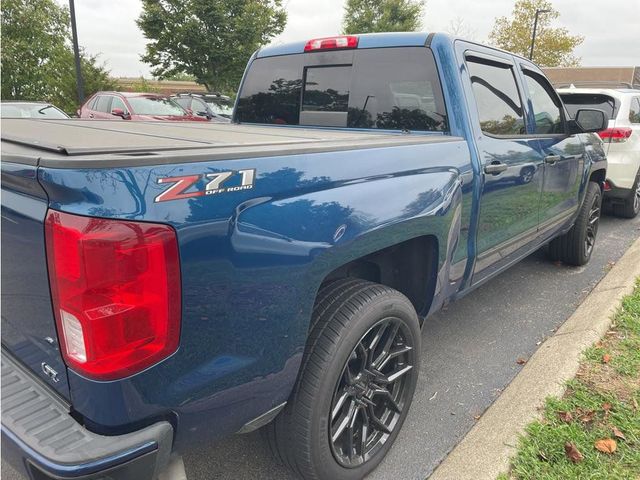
[501,281,640,480]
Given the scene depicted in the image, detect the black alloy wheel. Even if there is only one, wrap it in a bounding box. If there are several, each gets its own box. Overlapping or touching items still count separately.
[329,318,415,467]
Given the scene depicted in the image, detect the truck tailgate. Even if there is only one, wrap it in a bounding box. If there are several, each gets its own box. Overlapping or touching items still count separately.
[1,162,71,399]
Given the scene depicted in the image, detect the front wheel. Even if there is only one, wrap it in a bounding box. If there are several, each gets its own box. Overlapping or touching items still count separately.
[548,181,602,266]
[265,278,421,480]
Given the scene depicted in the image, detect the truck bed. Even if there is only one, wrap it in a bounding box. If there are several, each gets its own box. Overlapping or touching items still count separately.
[1,119,459,168]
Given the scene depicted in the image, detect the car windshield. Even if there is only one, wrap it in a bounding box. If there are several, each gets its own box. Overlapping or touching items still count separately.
[127,96,187,116]
[0,103,69,119]
[206,100,234,117]
[559,93,619,119]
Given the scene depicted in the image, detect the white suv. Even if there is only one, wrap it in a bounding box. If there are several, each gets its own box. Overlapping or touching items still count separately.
[558,87,640,218]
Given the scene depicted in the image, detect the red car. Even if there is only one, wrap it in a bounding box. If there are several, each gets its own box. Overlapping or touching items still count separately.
[78,92,209,122]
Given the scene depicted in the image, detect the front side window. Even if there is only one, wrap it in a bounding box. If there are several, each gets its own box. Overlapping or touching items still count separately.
[95,95,112,113]
[467,57,525,136]
[523,70,564,134]
[111,97,128,113]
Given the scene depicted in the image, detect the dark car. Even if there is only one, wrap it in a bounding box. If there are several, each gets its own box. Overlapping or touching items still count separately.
[78,92,208,122]
[172,92,233,122]
[0,101,69,119]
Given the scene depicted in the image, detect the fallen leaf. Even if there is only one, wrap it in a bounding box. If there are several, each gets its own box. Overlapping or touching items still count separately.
[473,414,481,421]
[594,438,617,454]
[565,442,584,463]
[633,397,639,411]
[538,450,549,461]
[594,341,603,348]
[602,402,612,411]
[602,353,611,364]
[612,426,626,441]
[558,411,573,423]
[579,410,596,423]
[516,357,527,365]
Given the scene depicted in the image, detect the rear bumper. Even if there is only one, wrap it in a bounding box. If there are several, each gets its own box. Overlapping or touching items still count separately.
[604,179,633,201]
[1,351,173,480]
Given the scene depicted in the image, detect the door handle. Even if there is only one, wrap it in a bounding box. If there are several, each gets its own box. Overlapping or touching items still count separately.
[544,155,561,164]
[484,162,508,175]
[88,113,94,118]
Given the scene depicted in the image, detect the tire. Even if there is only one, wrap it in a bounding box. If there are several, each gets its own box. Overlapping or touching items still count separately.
[265,278,421,480]
[516,166,535,185]
[548,181,602,266]
[612,171,640,219]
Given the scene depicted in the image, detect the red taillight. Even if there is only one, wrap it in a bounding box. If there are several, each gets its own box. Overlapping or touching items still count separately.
[304,35,358,52]
[598,127,632,143]
[45,210,181,381]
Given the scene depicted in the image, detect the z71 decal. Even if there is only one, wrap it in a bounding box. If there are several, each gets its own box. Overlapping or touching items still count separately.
[154,169,256,203]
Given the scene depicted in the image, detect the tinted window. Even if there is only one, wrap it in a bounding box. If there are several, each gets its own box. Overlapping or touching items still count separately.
[559,93,618,120]
[303,66,350,112]
[236,55,301,125]
[95,95,112,113]
[236,47,447,131]
[348,48,447,131]
[523,70,564,134]
[630,97,640,124]
[467,58,524,136]
[111,96,128,113]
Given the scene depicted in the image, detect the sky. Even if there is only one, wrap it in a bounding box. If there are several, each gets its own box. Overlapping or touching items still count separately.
[62,0,640,78]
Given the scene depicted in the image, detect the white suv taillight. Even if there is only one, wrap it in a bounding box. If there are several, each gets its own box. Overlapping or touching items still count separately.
[598,127,632,143]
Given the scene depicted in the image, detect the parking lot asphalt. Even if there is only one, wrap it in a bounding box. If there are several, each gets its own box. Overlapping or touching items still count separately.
[3,213,639,480]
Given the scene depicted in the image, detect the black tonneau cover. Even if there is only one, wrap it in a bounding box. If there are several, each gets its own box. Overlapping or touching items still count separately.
[1,119,460,168]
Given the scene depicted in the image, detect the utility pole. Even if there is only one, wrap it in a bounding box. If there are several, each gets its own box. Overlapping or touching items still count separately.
[69,0,85,104]
[529,9,550,61]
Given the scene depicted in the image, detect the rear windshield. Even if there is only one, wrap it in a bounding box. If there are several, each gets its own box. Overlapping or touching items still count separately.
[559,93,619,120]
[236,47,448,132]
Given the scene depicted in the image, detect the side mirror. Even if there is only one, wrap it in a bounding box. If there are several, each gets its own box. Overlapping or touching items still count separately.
[574,109,607,133]
[111,108,130,119]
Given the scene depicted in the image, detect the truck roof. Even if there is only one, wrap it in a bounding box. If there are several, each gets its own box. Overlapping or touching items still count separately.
[1,119,459,168]
[257,32,433,58]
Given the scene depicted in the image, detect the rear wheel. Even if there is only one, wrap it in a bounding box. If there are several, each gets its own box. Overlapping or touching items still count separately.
[548,181,602,266]
[612,171,640,219]
[265,278,421,480]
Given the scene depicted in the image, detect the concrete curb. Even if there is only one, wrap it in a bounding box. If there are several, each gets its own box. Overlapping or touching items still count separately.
[428,236,640,480]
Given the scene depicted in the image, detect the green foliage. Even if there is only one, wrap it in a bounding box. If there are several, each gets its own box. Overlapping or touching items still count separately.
[1,0,116,114]
[488,0,584,67]
[342,0,425,34]
[137,0,287,93]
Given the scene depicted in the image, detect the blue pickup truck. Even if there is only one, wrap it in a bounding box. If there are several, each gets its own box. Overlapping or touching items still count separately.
[1,33,607,480]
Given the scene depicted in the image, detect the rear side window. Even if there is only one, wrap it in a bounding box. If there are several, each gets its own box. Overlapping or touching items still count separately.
[629,97,640,124]
[466,58,525,136]
[559,93,618,120]
[236,47,447,132]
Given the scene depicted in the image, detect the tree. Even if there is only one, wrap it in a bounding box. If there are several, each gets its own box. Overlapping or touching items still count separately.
[137,0,287,93]
[1,0,117,113]
[488,0,583,67]
[446,17,477,41]
[342,0,425,34]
